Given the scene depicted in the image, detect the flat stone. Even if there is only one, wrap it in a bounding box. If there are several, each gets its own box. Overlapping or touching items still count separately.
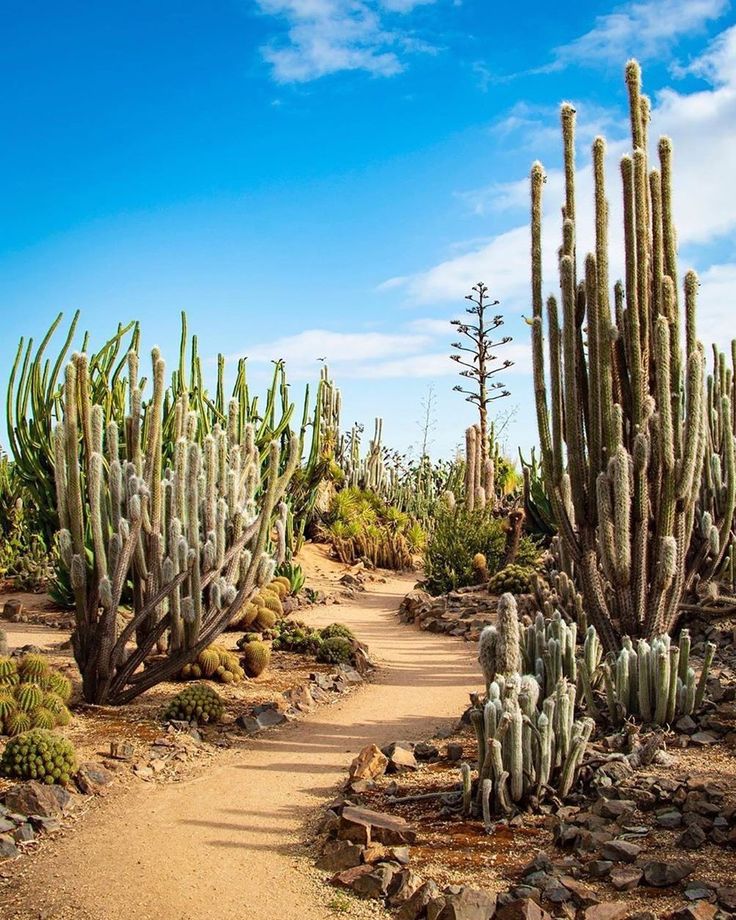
[331,864,375,890]
[610,866,643,891]
[598,839,641,863]
[363,843,410,865]
[558,876,598,906]
[256,708,289,728]
[348,744,389,784]
[642,860,695,887]
[584,904,629,920]
[434,885,496,920]
[75,762,115,795]
[3,782,68,818]
[690,732,719,745]
[316,838,364,871]
[339,806,417,847]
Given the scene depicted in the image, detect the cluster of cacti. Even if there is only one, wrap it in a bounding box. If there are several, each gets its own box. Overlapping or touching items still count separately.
[54,345,299,705]
[179,645,245,684]
[464,425,496,513]
[163,683,224,724]
[275,560,305,595]
[520,611,597,700]
[529,61,733,650]
[531,571,587,632]
[487,564,534,596]
[229,576,290,630]
[241,640,271,677]
[0,728,77,785]
[602,629,716,725]
[315,636,353,665]
[468,677,594,820]
[0,654,73,736]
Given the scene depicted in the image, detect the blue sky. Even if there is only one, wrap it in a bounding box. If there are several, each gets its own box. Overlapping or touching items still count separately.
[2,0,736,460]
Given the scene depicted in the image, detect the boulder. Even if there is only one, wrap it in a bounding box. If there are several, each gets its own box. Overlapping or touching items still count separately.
[388,869,426,907]
[316,839,364,871]
[350,862,399,899]
[610,866,642,891]
[642,860,695,887]
[433,886,496,920]
[2,781,70,818]
[75,762,115,796]
[348,745,389,784]
[495,898,553,920]
[396,880,443,920]
[598,839,641,863]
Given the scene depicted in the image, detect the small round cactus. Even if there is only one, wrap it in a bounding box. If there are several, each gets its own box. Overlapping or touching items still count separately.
[16,683,44,713]
[18,654,50,682]
[46,671,73,703]
[163,684,224,724]
[4,710,32,736]
[197,647,221,677]
[0,729,77,784]
[242,641,271,678]
[488,564,535,595]
[316,636,353,665]
[254,607,277,631]
[0,657,18,683]
[320,623,355,642]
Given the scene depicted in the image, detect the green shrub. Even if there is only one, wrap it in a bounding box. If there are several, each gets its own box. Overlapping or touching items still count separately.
[423,505,539,596]
[0,729,77,784]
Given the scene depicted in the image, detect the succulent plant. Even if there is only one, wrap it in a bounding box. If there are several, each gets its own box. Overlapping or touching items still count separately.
[320,623,355,642]
[179,646,245,684]
[18,653,50,682]
[0,655,74,736]
[242,640,271,678]
[163,684,224,724]
[0,728,77,785]
[488,564,534,596]
[470,676,593,822]
[478,593,522,693]
[316,636,353,665]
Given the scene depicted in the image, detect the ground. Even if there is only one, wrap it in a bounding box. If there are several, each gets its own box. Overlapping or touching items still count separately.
[0,544,481,920]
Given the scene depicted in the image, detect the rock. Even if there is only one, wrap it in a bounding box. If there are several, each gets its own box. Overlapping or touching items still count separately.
[655,809,683,829]
[348,745,389,784]
[433,886,496,920]
[331,864,375,891]
[382,743,418,774]
[363,843,410,865]
[610,866,642,891]
[339,806,417,846]
[684,882,717,902]
[255,707,289,728]
[586,860,613,878]
[108,740,135,761]
[558,877,598,907]
[595,799,636,819]
[679,824,708,849]
[12,823,34,843]
[388,870,426,907]
[717,887,736,911]
[285,684,315,712]
[0,818,13,834]
[2,600,24,622]
[642,860,695,887]
[28,816,61,833]
[75,762,115,795]
[3,781,69,818]
[235,714,261,733]
[672,904,718,920]
[0,835,19,858]
[446,742,464,762]
[495,898,552,920]
[350,862,399,899]
[584,905,629,920]
[316,839,364,871]
[598,839,641,863]
[676,715,698,734]
[396,880,443,920]
[415,742,440,761]
[690,731,719,745]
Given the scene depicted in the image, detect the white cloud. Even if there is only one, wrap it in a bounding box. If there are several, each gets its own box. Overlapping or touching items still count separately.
[236,321,529,380]
[256,0,438,83]
[696,262,736,353]
[549,0,728,69]
[385,25,736,319]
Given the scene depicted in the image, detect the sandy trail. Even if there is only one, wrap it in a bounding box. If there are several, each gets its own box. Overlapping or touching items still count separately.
[0,573,479,920]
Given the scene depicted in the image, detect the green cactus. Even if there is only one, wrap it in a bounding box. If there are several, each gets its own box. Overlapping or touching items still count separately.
[163,683,224,724]
[0,656,74,736]
[0,729,77,784]
[242,640,271,678]
[528,61,723,650]
[487,565,534,595]
[316,636,353,665]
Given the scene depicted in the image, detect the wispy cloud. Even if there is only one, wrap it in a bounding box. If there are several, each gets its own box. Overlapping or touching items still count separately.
[256,0,439,83]
[547,0,729,70]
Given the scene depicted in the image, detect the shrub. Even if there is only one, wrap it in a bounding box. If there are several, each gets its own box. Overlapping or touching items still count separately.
[424,505,538,595]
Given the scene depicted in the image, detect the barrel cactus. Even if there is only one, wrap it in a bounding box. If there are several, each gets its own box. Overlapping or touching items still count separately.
[179,646,245,684]
[0,655,73,736]
[316,636,353,665]
[0,729,77,785]
[242,640,271,678]
[488,564,534,595]
[163,684,224,724]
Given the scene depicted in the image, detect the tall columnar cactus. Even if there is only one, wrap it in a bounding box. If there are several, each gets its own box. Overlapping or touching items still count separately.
[470,676,593,819]
[530,61,718,650]
[54,350,299,704]
[478,592,522,691]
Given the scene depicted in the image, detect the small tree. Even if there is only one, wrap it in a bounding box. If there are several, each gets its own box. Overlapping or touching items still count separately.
[451,282,514,461]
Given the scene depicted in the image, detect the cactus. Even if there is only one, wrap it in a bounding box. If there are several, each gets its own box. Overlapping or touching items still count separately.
[0,629,7,657]
[478,592,522,692]
[602,629,716,725]
[529,61,718,649]
[316,636,354,665]
[487,565,534,595]
[0,728,77,785]
[242,640,271,678]
[0,654,74,736]
[163,683,224,724]
[54,346,299,705]
[471,677,593,816]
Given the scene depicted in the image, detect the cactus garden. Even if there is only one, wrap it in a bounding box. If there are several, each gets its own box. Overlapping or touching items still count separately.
[2,6,736,919]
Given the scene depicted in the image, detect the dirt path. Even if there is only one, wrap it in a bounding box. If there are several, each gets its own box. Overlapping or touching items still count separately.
[0,573,480,920]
